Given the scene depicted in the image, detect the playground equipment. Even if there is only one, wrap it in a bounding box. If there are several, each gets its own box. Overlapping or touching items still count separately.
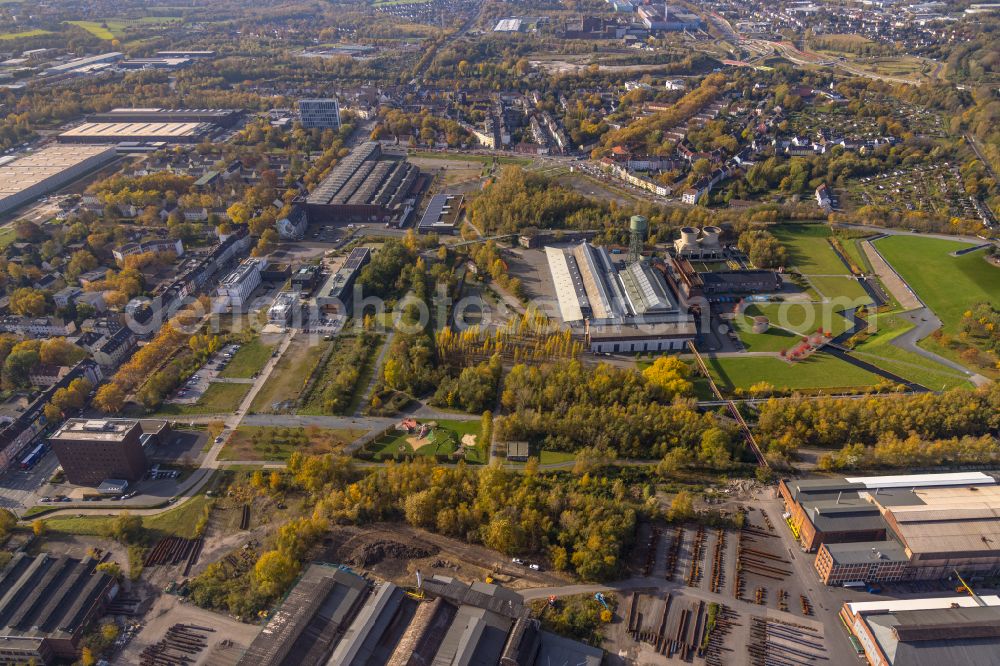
[595,593,613,622]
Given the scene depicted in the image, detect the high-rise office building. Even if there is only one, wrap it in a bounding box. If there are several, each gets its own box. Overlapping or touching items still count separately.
[299,98,341,129]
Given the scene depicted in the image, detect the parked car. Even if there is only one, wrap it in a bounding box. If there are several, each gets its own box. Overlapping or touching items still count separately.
[528,563,541,571]
[511,558,524,565]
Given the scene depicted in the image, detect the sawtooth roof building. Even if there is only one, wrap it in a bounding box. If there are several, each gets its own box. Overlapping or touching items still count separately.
[0,553,119,664]
[237,564,602,666]
[304,142,419,225]
[545,241,695,353]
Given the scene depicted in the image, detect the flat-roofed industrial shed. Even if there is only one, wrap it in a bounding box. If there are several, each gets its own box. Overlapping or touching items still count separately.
[0,144,117,216]
[57,121,214,144]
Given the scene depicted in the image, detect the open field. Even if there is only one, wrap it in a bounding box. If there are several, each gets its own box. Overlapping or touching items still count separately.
[219,339,273,378]
[805,275,870,302]
[42,494,213,539]
[772,223,850,275]
[0,29,52,40]
[408,151,531,167]
[66,17,182,39]
[250,334,325,412]
[364,419,485,463]
[707,352,882,391]
[156,382,249,416]
[875,236,1000,333]
[220,425,364,461]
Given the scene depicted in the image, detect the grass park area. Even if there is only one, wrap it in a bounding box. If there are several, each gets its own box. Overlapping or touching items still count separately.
[250,335,326,413]
[219,339,273,378]
[157,382,249,416]
[875,236,1000,334]
[0,226,16,249]
[772,223,850,275]
[41,493,212,539]
[731,302,854,352]
[0,29,52,40]
[363,419,486,463]
[849,311,974,390]
[706,352,882,392]
[219,425,364,462]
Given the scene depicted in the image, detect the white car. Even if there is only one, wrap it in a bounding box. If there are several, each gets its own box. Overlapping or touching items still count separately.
[511,558,524,565]
[528,563,541,571]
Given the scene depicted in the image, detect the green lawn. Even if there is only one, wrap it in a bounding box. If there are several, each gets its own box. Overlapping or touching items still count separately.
[875,236,1000,334]
[156,382,249,416]
[772,223,850,275]
[738,302,854,340]
[407,151,531,166]
[365,420,484,462]
[220,425,364,461]
[0,29,52,40]
[806,275,871,303]
[42,494,211,539]
[220,339,273,378]
[66,17,181,39]
[706,352,883,391]
[250,335,324,412]
[850,312,974,390]
[65,21,115,39]
[0,226,16,249]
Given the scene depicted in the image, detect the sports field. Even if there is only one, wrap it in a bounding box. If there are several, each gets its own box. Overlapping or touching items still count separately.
[875,236,1000,334]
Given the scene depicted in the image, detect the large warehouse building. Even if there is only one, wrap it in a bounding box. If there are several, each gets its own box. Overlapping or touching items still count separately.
[545,239,695,353]
[779,472,1000,584]
[237,564,602,666]
[0,145,117,216]
[85,107,241,127]
[57,121,215,144]
[304,142,420,225]
[841,595,1000,666]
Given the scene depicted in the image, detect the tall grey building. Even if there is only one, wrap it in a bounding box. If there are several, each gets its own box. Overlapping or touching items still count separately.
[299,98,341,129]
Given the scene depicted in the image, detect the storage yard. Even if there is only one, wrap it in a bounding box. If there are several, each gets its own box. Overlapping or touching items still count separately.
[613,504,837,664]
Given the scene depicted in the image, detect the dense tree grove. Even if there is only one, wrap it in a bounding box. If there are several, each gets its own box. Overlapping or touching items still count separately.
[818,433,1000,470]
[316,459,637,581]
[755,384,1000,462]
[431,355,503,414]
[495,360,726,459]
[737,229,788,269]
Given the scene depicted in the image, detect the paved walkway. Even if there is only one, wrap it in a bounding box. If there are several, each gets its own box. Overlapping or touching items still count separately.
[355,328,396,416]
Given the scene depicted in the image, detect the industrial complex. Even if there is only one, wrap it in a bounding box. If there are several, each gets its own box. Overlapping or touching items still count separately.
[0,553,119,664]
[0,145,118,216]
[545,217,696,352]
[238,564,602,666]
[841,595,1000,666]
[57,108,239,145]
[316,246,371,312]
[417,193,463,234]
[304,142,421,225]
[779,472,1000,584]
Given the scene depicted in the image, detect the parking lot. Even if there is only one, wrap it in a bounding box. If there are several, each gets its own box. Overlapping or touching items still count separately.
[166,344,248,406]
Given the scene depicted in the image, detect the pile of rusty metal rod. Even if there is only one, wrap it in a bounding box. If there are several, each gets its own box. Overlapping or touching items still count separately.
[140,624,215,666]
